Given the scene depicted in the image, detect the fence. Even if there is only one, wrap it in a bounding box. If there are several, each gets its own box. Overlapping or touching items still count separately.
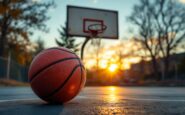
[0,57,29,82]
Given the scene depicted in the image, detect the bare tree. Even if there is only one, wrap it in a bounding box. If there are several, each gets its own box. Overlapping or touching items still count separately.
[128,0,185,80]
[128,0,161,80]
[116,40,134,70]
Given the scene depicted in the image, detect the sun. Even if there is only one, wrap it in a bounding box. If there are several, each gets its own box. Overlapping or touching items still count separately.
[109,86,116,91]
[108,64,118,72]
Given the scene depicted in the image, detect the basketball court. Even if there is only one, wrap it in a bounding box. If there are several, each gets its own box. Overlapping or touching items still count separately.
[1,87,185,115]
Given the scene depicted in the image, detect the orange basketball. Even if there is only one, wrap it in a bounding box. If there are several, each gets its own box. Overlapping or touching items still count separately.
[28,47,86,103]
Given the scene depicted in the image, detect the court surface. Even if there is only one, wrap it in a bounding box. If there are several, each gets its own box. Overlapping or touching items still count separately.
[0,86,185,115]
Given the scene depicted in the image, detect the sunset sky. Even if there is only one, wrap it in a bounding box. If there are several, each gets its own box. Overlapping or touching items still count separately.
[32,0,185,70]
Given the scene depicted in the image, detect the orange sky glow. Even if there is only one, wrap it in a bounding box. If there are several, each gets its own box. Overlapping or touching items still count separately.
[83,40,141,70]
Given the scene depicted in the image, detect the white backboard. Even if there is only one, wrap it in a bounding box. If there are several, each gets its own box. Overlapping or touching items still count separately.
[67,5,119,39]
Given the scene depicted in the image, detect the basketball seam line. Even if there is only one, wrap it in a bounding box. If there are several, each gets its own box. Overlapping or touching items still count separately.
[47,47,80,60]
[30,57,81,82]
[46,48,84,70]
[42,64,84,99]
[53,48,85,98]
[45,47,82,65]
[46,48,82,66]
[46,47,76,55]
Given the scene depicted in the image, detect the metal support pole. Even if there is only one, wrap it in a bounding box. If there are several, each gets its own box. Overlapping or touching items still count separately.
[161,61,165,81]
[175,63,178,80]
[6,51,11,80]
[81,37,90,60]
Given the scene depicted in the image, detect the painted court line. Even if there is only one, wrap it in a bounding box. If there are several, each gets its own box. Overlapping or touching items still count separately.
[0,97,185,103]
[80,95,185,102]
[122,97,185,102]
[0,98,39,103]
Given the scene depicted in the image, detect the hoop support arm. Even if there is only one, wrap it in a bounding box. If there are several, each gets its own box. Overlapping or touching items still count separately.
[81,37,91,60]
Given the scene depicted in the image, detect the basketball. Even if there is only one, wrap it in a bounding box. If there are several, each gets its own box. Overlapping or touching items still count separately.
[28,47,86,103]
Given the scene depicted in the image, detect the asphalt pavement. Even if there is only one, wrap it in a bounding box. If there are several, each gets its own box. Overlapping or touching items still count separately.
[0,86,185,115]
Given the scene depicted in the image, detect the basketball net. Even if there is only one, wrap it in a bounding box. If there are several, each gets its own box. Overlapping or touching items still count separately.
[88,23,106,46]
[91,38,101,46]
[89,30,101,46]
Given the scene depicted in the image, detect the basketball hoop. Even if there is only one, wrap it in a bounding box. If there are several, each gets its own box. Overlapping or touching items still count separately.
[88,24,107,38]
[67,6,118,39]
[87,23,106,45]
[67,6,119,60]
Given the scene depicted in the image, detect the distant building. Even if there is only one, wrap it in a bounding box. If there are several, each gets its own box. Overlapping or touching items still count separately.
[124,52,185,81]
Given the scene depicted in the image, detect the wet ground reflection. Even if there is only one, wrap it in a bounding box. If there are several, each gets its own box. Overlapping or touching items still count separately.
[106,86,119,103]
